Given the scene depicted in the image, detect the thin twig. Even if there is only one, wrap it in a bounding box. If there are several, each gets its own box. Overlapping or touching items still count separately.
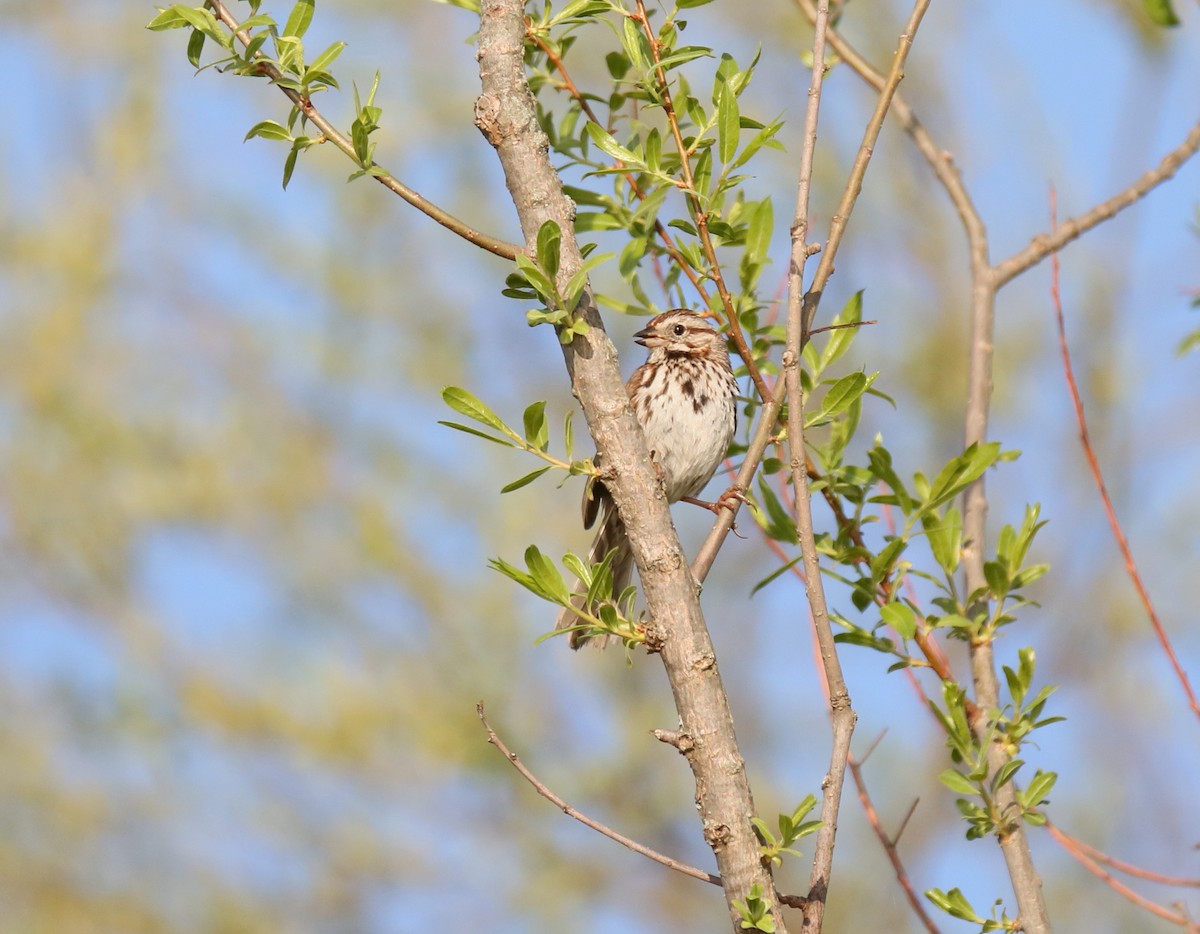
[1047,188,1200,722]
[785,3,934,926]
[783,10,857,928]
[799,0,933,337]
[995,120,1200,287]
[1047,822,1200,889]
[477,703,722,886]
[205,0,520,260]
[1045,823,1200,932]
[848,754,942,934]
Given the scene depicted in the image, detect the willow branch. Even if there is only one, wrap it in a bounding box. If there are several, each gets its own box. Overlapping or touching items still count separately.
[477,4,785,930]
[799,0,932,336]
[206,0,520,260]
[1045,823,1200,932]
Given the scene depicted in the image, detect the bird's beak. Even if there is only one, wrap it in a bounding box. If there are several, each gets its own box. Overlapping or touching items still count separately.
[634,325,653,346]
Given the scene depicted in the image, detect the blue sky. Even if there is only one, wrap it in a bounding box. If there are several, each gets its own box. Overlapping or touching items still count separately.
[1,1,1198,931]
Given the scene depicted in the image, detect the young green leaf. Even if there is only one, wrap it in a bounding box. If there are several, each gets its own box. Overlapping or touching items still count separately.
[880,601,917,640]
[522,400,549,451]
[442,387,520,439]
[245,120,293,142]
[585,123,645,168]
[283,0,315,38]
[536,220,562,279]
[717,82,739,165]
[501,466,552,493]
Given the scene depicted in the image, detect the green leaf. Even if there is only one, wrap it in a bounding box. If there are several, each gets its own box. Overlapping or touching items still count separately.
[513,253,557,303]
[437,420,517,448]
[806,371,874,427]
[743,197,772,267]
[146,8,192,30]
[993,758,1024,791]
[717,82,739,165]
[585,123,645,168]
[880,602,917,640]
[501,466,552,493]
[1143,0,1181,25]
[729,118,784,171]
[442,386,519,439]
[525,545,571,604]
[522,401,549,451]
[1022,769,1057,809]
[283,0,315,38]
[282,146,299,189]
[244,120,293,142]
[186,27,206,66]
[621,14,650,73]
[925,887,984,923]
[925,441,1003,510]
[536,220,562,279]
[819,291,864,373]
[922,507,962,576]
[307,40,346,75]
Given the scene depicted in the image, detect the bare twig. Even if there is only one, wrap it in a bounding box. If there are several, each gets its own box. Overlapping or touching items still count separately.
[786,2,934,926]
[1047,822,1200,889]
[1045,822,1200,932]
[799,0,933,337]
[783,8,856,931]
[995,120,1200,287]
[477,704,722,886]
[1047,188,1200,721]
[205,0,521,260]
[848,754,942,934]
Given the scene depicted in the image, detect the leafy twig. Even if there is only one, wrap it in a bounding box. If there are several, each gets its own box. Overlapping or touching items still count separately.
[202,0,521,259]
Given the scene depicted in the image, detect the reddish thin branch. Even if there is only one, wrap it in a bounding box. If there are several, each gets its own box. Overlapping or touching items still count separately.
[1047,822,1200,889]
[1046,823,1200,932]
[848,754,942,934]
[1048,189,1200,722]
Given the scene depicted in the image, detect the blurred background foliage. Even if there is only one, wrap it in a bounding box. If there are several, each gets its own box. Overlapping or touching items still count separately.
[0,0,1197,931]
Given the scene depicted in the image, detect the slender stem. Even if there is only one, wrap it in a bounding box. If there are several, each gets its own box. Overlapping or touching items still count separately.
[477,704,722,886]
[206,0,521,260]
[847,754,942,934]
[1047,189,1200,721]
[800,0,932,336]
[994,120,1200,287]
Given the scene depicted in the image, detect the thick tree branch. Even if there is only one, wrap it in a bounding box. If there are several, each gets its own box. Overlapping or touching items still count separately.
[476,4,784,930]
[206,0,521,260]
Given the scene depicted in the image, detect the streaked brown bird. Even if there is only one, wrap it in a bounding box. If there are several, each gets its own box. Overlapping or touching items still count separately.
[555,309,738,648]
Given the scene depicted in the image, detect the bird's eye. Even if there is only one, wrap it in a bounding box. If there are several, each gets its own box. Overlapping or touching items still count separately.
[672,324,686,336]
